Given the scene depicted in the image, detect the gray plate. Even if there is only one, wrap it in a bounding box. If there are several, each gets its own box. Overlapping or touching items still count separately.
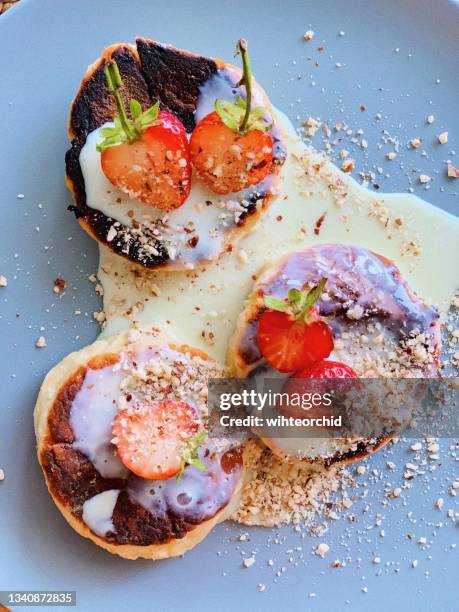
[0,1,457,610]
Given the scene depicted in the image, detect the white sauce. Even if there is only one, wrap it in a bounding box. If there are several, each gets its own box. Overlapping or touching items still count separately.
[97,110,459,365]
[82,490,120,537]
[128,442,240,523]
[78,69,459,476]
[70,362,127,479]
[194,67,267,123]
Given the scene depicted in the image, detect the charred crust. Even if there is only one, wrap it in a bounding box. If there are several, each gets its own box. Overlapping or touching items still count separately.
[108,490,190,546]
[236,190,267,227]
[42,444,125,513]
[65,45,158,268]
[65,136,88,216]
[47,367,86,444]
[85,210,170,268]
[136,38,218,133]
[323,437,389,468]
[69,45,151,139]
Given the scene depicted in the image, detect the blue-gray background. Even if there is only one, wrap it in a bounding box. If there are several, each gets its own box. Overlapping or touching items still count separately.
[0,1,457,610]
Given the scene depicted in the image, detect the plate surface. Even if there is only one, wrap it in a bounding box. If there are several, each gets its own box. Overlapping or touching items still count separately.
[0,1,457,610]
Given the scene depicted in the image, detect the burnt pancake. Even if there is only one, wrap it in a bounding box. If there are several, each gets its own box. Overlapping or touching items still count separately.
[35,329,245,560]
[65,38,286,271]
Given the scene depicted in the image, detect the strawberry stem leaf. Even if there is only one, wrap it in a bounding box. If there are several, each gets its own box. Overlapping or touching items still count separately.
[176,430,207,480]
[287,288,302,304]
[299,277,328,319]
[214,39,272,135]
[263,278,328,321]
[96,60,161,153]
[237,39,252,133]
[263,295,290,312]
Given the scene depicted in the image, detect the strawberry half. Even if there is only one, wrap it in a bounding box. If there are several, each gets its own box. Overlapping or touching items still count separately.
[111,400,205,480]
[257,278,334,373]
[190,111,273,194]
[278,360,358,420]
[293,360,359,382]
[97,61,191,211]
[189,39,274,195]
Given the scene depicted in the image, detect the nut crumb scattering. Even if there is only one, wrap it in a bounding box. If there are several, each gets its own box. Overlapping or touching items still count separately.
[438,131,448,144]
[315,543,330,557]
[341,159,355,173]
[53,278,66,294]
[0,275,7,287]
[35,336,46,348]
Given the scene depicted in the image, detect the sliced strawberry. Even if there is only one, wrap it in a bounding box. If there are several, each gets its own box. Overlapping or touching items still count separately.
[257,310,333,373]
[279,360,358,420]
[257,278,334,373]
[190,39,274,195]
[284,359,359,397]
[97,61,191,211]
[294,360,359,381]
[189,111,273,194]
[111,400,201,480]
[101,109,191,210]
